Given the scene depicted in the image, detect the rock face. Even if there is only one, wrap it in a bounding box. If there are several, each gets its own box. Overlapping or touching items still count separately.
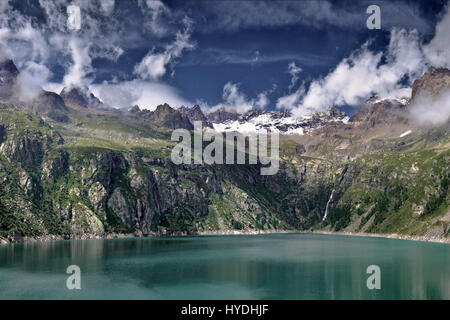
[140,103,194,130]
[411,67,450,101]
[349,97,408,128]
[30,90,70,123]
[128,105,141,113]
[0,59,19,100]
[70,203,105,238]
[60,86,103,109]
[206,107,240,123]
[0,124,6,143]
[179,104,211,127]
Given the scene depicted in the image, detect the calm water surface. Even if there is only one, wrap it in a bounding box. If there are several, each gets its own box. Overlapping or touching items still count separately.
[0,233,448,299]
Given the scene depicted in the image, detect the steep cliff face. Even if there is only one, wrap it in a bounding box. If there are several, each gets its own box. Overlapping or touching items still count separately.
[411,68,450,101]
[0,108,343,239]
[0,59,19,101]
[349,98,409,128]
[179,104,211,127]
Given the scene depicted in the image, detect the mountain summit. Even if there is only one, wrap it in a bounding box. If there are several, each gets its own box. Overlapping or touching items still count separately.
[411,67,450,101]
[0,59,19,100]
[178,104,211,127]
[60,86,104,110]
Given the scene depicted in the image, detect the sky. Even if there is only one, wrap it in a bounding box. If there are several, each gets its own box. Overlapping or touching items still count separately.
[0,0,449,116]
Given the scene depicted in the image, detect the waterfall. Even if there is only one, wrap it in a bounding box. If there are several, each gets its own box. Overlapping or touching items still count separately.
[322,189,335,222]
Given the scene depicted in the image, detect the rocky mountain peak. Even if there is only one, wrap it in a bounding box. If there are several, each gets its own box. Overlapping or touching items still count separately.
[0,59,19,83]
[31,90,70,123]
[411,67,450,101]
[137,103,193,130]
[60,86,103,109]
[153,103,176,118]
[128,105,141,113]
[206,107,240,123]
[178,104,210,127]
[0,59,19,100]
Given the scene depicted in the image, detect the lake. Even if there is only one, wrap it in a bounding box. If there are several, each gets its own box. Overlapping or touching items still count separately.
[0,233,448,299]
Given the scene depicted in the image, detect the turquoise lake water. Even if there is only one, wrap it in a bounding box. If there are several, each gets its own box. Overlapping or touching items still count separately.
[0,233,448,299]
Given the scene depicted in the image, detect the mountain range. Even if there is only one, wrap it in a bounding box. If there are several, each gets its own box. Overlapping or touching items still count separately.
[0,59,448,243]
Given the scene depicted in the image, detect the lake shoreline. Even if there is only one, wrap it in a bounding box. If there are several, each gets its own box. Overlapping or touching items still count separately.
[197,229,450,244]
[1,229,449,245]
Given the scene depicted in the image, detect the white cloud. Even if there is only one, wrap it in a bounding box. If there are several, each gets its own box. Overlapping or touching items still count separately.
[210,82,273,114]
[138,0,172,37]
[90,80,193,110]
[43,82,65,94]
[0,0,11,14]
[220,82,254,113]
[15,61,52,101]
[0,18,50,65]
[276,28,426,116]
[423,6,450,69]
[38,0,69,31]
[276,85,305,111]
[255,92,269,109]
[408,90,450,125]
[90,44,124,62]
[99,0,115,16]
[134,17,195,80]
[288,61,302,92]
[63,37,92,87]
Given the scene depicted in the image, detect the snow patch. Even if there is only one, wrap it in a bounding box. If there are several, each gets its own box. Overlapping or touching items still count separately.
[210,109,348,135]
[399,130,412,137]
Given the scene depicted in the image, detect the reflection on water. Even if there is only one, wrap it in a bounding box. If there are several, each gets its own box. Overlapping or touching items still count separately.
[0,234,449,299]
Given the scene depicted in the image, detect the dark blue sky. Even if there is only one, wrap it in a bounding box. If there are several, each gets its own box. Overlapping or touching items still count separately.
[3,0,449,112]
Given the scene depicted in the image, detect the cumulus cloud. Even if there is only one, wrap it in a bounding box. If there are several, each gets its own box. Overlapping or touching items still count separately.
[210,82,274,114]
[220,82,255,113]
[276,28,427,116]
[276,85,305,111]
[90,80,193,110]
[134,17,195,80]
[255,92,269,109]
